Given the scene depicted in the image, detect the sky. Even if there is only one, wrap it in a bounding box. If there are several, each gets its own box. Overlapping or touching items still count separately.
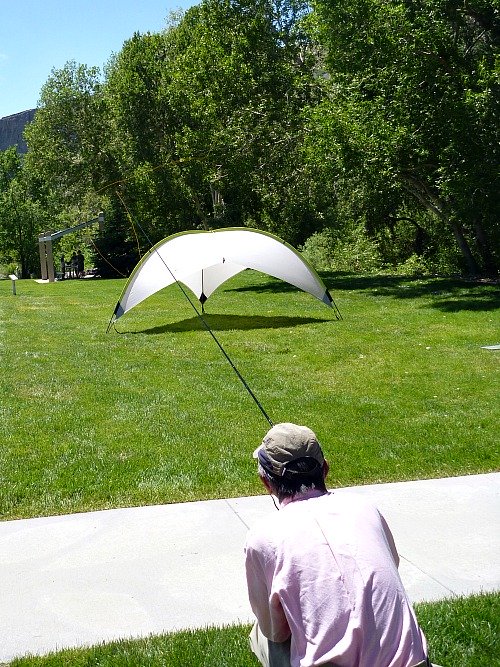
[0,0,198,119]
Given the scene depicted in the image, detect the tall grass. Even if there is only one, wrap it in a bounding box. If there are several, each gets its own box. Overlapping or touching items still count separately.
[1,272,498,519]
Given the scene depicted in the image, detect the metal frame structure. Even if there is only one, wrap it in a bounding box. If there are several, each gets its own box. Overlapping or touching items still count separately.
[38,212,104,282]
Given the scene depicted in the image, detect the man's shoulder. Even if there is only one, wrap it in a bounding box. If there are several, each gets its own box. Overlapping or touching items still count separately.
[302,489,378,512]
[245,491,362,533]
[246,491,379,530]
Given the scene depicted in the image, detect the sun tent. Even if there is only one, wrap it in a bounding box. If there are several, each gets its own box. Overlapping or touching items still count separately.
[109,227,338,323]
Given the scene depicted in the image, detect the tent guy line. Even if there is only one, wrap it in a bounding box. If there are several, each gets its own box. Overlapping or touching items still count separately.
[107,226,340,426]
[106,225,277,427]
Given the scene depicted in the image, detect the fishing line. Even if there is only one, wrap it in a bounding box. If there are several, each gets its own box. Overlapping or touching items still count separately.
[85,231,127,278]
[107,213,274,428]
[115,189,142,260]
[95,154,206,199]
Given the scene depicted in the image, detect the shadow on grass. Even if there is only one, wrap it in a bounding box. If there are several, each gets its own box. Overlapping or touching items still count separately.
[231,273,500,313]
[127,313,331,334]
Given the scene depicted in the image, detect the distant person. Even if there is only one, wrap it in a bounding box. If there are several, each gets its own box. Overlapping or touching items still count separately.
[60,255,65,280]
[245,423,441,667]
[70,251,77,278]
[76,250,84,278]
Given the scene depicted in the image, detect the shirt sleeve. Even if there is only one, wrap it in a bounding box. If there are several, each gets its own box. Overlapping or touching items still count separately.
[245,538,291,643]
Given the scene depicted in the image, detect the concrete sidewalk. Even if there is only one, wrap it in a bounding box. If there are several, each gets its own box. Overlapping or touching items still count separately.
[1,473,498,663]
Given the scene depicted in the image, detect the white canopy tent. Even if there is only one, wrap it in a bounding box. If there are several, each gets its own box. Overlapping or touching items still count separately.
[109,228,339,325]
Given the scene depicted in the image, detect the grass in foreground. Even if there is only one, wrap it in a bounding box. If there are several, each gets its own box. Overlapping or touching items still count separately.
[1,272,498,518]
[7,592,499,666]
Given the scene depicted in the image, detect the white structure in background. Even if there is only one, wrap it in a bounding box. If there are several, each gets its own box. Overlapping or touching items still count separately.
[38,212,104,282]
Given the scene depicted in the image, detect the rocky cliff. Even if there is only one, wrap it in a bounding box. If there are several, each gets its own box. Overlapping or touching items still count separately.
[0,109,37,153]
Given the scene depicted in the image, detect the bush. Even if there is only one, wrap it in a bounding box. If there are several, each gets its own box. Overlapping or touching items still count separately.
[0,261,20,279]
[392,253,429,276]
[300,228,336,270]
[301,225,384,273]
[302,224,467,277]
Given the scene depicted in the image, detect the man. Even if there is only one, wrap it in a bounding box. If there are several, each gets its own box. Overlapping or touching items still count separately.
[76,249,84,278]
[245,423,438,667]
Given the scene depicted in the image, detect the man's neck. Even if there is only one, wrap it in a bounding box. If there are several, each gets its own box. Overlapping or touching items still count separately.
[279,487,328,508]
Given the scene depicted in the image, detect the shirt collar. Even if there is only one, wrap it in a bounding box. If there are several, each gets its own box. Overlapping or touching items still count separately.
[280,488,329,508]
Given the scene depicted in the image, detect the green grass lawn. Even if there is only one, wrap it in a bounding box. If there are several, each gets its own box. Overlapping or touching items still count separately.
[1,272,498,519]
[7,592,499,667]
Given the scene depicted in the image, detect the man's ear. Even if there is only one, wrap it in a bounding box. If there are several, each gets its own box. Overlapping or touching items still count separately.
[260,474,274,495]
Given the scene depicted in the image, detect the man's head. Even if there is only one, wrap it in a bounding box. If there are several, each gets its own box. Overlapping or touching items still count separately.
[254,423,328,500]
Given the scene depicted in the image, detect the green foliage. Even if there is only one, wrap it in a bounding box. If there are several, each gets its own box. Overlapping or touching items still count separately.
[301,226,384,273]
[0,260,20,278]
[391,253,431,277]
[24,62,108,207]
[18,0,326,254]
[91,197,139,278]
[0,148,48,277]
[4,0,498,276]
[310,0,500,275]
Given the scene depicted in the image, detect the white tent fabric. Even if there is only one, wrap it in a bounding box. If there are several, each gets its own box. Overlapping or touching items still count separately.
[111,228,334,322]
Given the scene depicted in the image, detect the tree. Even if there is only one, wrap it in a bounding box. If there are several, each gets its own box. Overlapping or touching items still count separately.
[24,61,109,211]
[22,61,129,275]
[0,148,47,277]
[103,29,199,245]
[310,0,500,274]
[103,0,323,245]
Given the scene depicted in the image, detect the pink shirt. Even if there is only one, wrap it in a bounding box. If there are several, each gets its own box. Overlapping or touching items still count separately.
[245,490,427,667]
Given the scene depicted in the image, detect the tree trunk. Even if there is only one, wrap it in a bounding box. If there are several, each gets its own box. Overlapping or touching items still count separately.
[190,189,210,231]
[473,217,498,276]
[447,219,481,275]
[401,173,481,274]
[19,250,29,278]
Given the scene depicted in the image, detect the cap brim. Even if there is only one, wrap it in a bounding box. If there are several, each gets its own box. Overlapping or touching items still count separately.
[252,445,263,459]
